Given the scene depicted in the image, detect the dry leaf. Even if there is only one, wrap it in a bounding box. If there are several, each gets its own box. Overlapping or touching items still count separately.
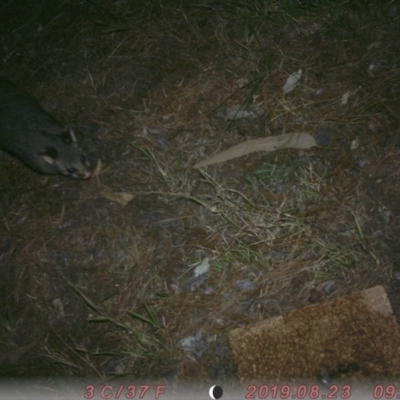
[194,257,210,277]
[194,132,316,168]
[283,69,302,94]
[226,105,257,120]
[102,190,134,206]
[342,91,351,105]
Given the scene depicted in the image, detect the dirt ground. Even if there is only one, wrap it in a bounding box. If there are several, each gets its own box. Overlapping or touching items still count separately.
[1,0,400,387]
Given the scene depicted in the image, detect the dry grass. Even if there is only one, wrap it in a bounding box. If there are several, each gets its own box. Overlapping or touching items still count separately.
[0,0,400,386]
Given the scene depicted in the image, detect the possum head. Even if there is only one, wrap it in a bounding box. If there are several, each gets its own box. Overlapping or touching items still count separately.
[40,129,91,179]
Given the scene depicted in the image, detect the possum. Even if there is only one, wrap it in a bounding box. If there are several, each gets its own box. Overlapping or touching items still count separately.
[0,77,91,179]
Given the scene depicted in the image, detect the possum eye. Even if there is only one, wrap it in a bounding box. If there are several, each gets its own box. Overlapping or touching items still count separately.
[68,167,76,174]
[80,155,86,163]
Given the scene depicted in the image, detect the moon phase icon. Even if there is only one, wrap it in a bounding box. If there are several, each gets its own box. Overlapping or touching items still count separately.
[209,385,223,399]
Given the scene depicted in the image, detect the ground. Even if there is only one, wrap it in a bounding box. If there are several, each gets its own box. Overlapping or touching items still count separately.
[1,0,400,388]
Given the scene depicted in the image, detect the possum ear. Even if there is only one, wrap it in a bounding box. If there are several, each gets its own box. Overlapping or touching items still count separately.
[41,147,58,164]
[42,155,55,165]
[61,128,77,144]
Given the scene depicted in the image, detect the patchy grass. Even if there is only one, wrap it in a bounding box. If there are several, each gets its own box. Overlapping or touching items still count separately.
[0,0,399,386]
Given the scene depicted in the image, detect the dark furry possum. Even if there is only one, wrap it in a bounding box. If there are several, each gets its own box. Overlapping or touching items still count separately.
[0,77,91,179]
